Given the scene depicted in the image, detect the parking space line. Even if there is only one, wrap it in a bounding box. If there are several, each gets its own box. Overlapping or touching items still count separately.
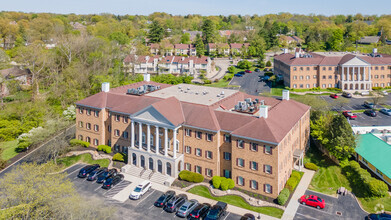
[299,204,334,215]
[103,180,124,195]
[148,205,154,209]
[222,212,230,220]
[94,185,102,191]
[296,213,319,220]
[136,189,156,206]
[67,168,80,176]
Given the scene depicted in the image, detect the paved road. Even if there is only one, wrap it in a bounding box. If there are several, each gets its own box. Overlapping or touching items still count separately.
[208,58,231,80]
[230,71,271,95]
[66,164,243,220]
[294,190,367,220]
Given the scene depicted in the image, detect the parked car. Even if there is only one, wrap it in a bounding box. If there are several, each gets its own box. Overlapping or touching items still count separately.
[364,109,377,117]
[188,203,211,220]
[164,194,187,213]
[204,202,227,220]
[102,174,124,189]
[380,108,391,116]
[96,168,117,183]
[364,101,375,109]
[382,91,389,96]
[330,93,339,99]
[255,68,260,72]
[264,68,269,72]
[129,180,152,200]
[78,164,100,178]
[154,190,176,207]
[234,73,243,77]
[342,111,357,120]
[245,70,252,73]
[342,92,352,98]
[87,167,108,181]
[299,195,325,209]
[240,213,255,220]
[366,213,391,220]
[176,199,198,218]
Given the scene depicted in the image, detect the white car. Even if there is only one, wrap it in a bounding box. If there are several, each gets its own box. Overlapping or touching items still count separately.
[382,91,389,95]
[129,180,152,200]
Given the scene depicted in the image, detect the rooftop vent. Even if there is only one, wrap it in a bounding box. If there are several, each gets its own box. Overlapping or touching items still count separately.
[101,82,110,92]
[127,84,161,96]
[234,99,262,115]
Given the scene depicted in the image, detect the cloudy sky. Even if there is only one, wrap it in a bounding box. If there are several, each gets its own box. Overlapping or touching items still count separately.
[2,0,388,16]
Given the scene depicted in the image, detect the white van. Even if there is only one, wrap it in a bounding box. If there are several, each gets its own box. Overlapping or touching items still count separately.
[129,180,152,200]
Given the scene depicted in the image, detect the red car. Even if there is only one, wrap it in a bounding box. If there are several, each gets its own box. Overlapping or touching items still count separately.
[330,94,338,99]
[342,111,357,120]
[245,70,252,73]
[299,195,325,209]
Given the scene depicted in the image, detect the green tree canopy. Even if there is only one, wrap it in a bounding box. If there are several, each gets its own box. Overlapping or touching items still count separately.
[201,19,215,44]
[147,20,164,43]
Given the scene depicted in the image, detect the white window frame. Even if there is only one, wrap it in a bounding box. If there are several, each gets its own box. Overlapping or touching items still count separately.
[265,184,272,193]
[237,176,244,186]
[94,124,99,132]
[265,165,272,174]
[185,146,191,154]
[195,148,202,157]
[223,152,231,161]
[238,158,244,167]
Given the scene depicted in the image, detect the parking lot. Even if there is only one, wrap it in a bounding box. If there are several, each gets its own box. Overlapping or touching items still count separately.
[65,164,243,220]
[294,190,367,220]
[230,71,271,95]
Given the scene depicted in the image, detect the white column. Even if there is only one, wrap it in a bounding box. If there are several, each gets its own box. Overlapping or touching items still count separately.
[364,67,366,81]
[352,67,355,81]
[147,124,151,152]
[131,121,135,148]
[155,126,159,154]
[164,128,168,157]
[341,66,344,81]
[173,128,177,159]
[358,67,361,81]
[138,122,142,148]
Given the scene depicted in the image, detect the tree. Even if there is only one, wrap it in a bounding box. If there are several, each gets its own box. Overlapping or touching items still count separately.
[180,33,190,44]
[148,20,164,43]
[0,74,5,109]
[370,91,386,106]
[0,163,114,219]
[194,34,205,56]
[201,19,215,44]
[327,28,344,51]
[109,32,130,45]
[237,60,252,69]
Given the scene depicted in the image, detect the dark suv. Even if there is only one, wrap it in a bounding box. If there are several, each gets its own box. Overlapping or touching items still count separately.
[154,190,176,207]
[188,203,211,219]
[204,202,227,220]
[163,194,187,213]
[87,167,108,181]
[78,164,100,178]
[96,168,117,183]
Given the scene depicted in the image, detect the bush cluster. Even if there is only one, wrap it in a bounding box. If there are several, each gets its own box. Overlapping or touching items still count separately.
[211,176,235,191]
[112,153,125,162]
[70,139,90,148]
[326,88,342,92]
[277,188,290,205]
[178,170,204,183]
[372,87,382,90]
[304,162,319,171]
[97,145,112,154]
[285,171,302,192]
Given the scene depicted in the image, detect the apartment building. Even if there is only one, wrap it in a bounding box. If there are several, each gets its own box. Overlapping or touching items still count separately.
[207,43,230,56]
[75,76,310,198]
[149,43,196,57]
[123,55,212,76]
[274,48,391,91]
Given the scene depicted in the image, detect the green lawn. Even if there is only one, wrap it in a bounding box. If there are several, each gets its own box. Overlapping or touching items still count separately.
[57,153,110,168]
[188,185,284,218]
[0,140,19,161]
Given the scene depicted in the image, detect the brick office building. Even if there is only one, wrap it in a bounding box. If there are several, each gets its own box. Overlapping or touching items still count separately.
[274,48,391,91]
[75,75,310,198]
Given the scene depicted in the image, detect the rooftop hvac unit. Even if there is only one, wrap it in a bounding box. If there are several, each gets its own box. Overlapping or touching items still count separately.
[178,86,182,89]
[217,94,220,97]
[235,105,240,111]
[245,98,251,103]
[242,104,248,111]
[195,91,199,95]
[255,98,259,103]
[260,100,265,105]
[221,91,225,95]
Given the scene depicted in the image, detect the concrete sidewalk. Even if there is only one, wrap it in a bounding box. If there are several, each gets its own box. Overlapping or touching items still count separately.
[281,169,315,220]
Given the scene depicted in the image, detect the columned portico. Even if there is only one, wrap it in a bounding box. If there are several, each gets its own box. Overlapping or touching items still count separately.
[340,57,371,92]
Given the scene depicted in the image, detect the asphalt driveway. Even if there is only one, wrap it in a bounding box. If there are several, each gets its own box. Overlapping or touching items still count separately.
[230,71,271,95]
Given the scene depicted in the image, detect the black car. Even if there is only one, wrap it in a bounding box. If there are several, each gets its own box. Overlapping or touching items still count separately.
[240,213,255,220]
[364,109,377,117]
[164,194,187,213]
[366,213,391,220]
[87,167,108,181]
[204,202,227,220]
[154,190,176,207]
[102,174,124,189]
[78,164,100,178]
[188,203,211,220]
[96,168,117,183]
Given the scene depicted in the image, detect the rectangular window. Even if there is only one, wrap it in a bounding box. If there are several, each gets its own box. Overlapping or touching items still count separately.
[115,129,120,137]
[108,125,111,132]
[293,67,297,71]
[115,115,120,121]
[299,76,303,80]
[250,161,258,171]
[122,131,128,139]
[314,67,318,70]
[250,180,258,190]
[237,140,244,149]
[93,139,99,146]
[79,121,83,128]
[264,184,272,194]
[79,108,83,114]
[293,76,297,80]
[237,176,244,186]
[206,133,213,141]
[86,123,91,130]
[300,84,303,88]
[306,67,310,71]
[195,166,202,174]
[206,151,213,159]
[94,124,99,132]
[123,117,128,123]
[376,169,383,177]
[223,152,231,161]
[250,143,258,151]
[195,148,202,157]
[94,110,99,117]
[196,131,202,139]
[224,134,231,142]
[264,165,272,174]
[328,75,332,79]
[206,168,213,177]
[185,146,191,154]
[322,67,326,71]
[300,67,303,71]
[224,170,231,178]
[185,129,191,136]
[87,109,91,115]
[237,158,244,167]
[322,75,326,79]
[381,66,385,70]
[328,67,332,71]
[185,163,191,171]
[264,145,272,154]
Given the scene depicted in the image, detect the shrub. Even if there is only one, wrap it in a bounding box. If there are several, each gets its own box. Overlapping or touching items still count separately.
[221,178,230,191]
[368,179,388,197]
[291,171,301,181]
[70,139,90,148]
[372,87,382,90]
[112,153,125,162]
[203,79,212,84]
[178,170,204,183]
[266,60,272,67]
[304,162,319,171]
[97,145,111,153]
[277,188,290,205]
[212,176,222,189]
[285,177,298,192]
[227,178,235,189]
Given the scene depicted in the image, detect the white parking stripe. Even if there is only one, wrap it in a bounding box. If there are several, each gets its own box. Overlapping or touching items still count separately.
[103,180,123,195]
[136,189,156,206]
[67,168,80,176]
[148,205,154,209]
[222,212,230,220]
[94,185,103,191]
[296,213,319,220]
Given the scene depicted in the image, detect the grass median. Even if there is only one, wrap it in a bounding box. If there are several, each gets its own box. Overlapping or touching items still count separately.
[0,140,19,161]
[57,153,110,168]
[188,185,284,218]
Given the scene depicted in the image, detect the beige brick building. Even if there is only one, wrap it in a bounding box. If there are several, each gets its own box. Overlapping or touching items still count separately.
[75,75,310,198]
[274,49,391,91]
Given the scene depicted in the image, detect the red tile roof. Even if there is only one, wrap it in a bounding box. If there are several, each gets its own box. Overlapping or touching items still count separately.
[175,44,190,50]
[150,43,159,49]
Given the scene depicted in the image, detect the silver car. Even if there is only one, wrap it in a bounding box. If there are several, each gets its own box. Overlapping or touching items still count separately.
[380,108,391,116]
[176,199,198,218]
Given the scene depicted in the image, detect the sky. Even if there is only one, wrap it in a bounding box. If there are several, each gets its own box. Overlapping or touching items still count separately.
[2,0,389,16]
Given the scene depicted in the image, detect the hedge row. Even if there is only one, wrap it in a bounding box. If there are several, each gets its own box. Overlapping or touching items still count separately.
[348,161,388,197]
[212,176,235,191]
[285,171,302,192]
[70,139,90,148]
[112,153,125,162]
[277,188,290,205]
[304,162,319,171]
[178,170,204,183]
[97,145,112,154]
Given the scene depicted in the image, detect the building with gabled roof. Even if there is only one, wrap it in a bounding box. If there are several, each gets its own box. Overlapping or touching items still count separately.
[75,75,310,198]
